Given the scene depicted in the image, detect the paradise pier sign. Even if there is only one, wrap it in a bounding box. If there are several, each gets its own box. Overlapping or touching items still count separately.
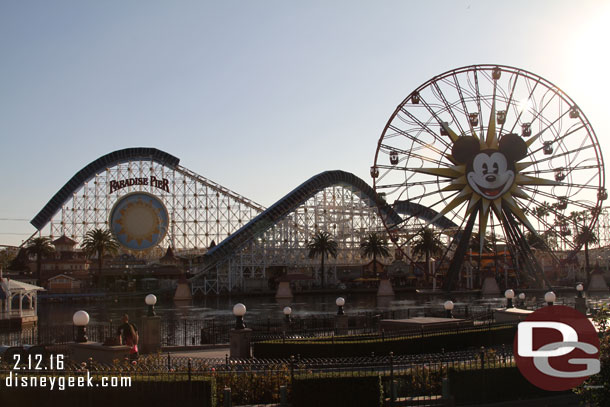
[108,176,171,250]
[109,176,170,194]
[109,192,170,250]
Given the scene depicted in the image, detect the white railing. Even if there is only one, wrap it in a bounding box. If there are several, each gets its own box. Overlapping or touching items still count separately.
[0,309,37,318]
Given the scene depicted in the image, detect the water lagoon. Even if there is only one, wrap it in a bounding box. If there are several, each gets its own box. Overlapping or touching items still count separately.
[37,292,512,326]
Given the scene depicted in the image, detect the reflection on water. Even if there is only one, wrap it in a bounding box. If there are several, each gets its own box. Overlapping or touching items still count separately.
[37,292,513,325]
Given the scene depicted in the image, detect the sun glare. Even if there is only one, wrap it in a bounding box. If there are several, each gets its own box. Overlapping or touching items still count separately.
[566,5,610,98]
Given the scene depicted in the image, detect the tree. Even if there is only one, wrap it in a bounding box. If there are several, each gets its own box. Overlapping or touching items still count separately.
[360,232,390,276]
[0,249,15,271]
[468,232,493,253]
[533,201,552,231]
[81,228,120,277]
[411,227,445,279]
[25,237,55,286]
[525,231,548,251]
[575,225,598,285]
[307,231,338,287]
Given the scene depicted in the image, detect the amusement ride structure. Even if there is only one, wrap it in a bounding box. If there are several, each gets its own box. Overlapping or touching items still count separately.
[372,64,606,290]
[26,65,607,294]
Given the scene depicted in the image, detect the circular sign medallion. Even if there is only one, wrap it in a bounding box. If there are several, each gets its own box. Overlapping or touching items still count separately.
[513,305,599,391]
[109,192,169,250]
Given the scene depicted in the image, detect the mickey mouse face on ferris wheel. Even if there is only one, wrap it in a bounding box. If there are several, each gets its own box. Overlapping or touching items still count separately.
[452,134,528,201]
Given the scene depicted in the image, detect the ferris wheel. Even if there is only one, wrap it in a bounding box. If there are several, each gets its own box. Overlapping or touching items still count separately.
[372,64,606,290]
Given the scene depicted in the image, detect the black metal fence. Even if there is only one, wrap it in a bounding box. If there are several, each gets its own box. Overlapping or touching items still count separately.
[0,323,125,347]
[0,345,517,406]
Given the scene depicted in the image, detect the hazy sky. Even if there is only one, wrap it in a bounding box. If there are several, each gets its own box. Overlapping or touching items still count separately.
[1,0,609,246]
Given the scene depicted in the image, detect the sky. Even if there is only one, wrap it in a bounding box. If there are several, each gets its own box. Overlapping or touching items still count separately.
[1,0,610,247]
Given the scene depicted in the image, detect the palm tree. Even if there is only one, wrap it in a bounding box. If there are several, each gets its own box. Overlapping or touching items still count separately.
[411,227,445,279]
[541,229,559,250]
[533,202,552,231]
[360,232,390,276]
[307,231,338,287]
[575,225,598,285]
[26,237,55,286]
[81,228,120,276]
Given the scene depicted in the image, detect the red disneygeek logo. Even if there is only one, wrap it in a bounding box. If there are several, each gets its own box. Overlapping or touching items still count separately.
[514,305,600,391]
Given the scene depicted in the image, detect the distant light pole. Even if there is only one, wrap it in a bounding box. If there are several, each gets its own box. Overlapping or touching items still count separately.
[444,300,454,318]
[283,306,292,323]
[576,283,584,298]
[336,297,345,315]
[145,294,157,317]
[575,283,587,315]
[504,289,515,308]
[544,291,556,306]
[233,303,247,329]
[73,310,90,343]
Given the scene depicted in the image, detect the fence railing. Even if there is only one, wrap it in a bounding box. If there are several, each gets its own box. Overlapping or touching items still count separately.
[0,345,517,406]
[0,309,37,318]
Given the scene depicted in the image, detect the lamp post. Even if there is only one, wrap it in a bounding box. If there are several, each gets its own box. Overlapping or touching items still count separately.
[73,310,89,343]
[230,303,251,358]
[575,283,587,315]
[576,283,584,298]
[518,293,525,308]
[283,306,292,323]
[336,297,345,315]
[444,300,454,318]
[145,294,157,317]
[233,303,246,329]
[544,291,556,306]
[504,289,515,308]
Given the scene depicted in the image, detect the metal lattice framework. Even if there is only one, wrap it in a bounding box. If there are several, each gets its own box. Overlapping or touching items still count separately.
[31,148,265,254]
[194,181,390,294]
[596,208,610,248]
[31,151,456,294]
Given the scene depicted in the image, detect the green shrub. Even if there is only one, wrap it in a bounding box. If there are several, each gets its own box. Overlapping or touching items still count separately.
[213,366,291,406]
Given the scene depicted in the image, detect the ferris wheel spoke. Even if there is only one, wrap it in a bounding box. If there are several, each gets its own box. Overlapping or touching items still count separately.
[384,127,433,150]
[397,107,454,148]
[431,81,469,136]
[507,78,542,135]
[526,142,593,167]
[523,101,571,152]
[451,72,480,136]
[527,125,587,158]
[564,180,603,194]
[497,69,520,137]
[405,189,461,207]
[527,87,564,131]
[519,187,595,211]
[379,140,452,167]
[377,179,451,190]
[412,92,463,143]
[471,68,485,137]
[521,163,599,179]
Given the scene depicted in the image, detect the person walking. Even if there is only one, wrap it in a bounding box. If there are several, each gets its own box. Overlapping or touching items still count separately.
[117,314,139,360]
